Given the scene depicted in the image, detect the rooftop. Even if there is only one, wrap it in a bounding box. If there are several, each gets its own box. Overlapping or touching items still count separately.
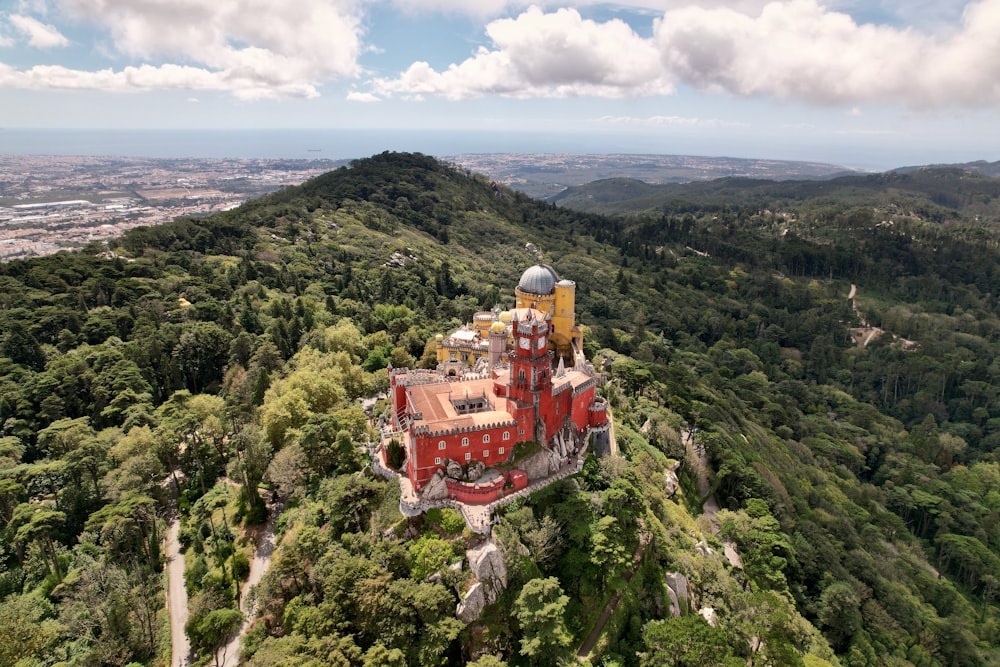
[408,377,515,432]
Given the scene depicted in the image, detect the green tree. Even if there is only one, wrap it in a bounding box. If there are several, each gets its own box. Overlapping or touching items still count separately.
[640,615,741,667]
[817,582,861,653]
[409,535,453,581]
[0,594,60,667]
[513,577,573,666]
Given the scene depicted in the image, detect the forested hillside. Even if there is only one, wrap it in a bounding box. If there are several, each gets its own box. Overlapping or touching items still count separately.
[551,168,1000,229]
[1,152,999,666]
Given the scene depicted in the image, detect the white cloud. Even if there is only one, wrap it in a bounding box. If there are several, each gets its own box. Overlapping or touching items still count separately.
[391,0,772,18]
[599,114,749,127]
[0,61,320,99]
[346,91,380,102]
[0,0,364,98]
[9,14,69,48]
[374,0,1000,108]
[653,0,1000,107]
[374,6,670,99]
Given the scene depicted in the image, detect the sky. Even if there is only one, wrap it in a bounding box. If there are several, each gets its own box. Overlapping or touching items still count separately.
[1,0,999,169]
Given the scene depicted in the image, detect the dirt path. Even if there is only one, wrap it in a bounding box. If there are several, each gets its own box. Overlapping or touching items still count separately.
[217,503,281,667]
[683,429,743,569]
[576,531,650,659]
[165,517,191,667]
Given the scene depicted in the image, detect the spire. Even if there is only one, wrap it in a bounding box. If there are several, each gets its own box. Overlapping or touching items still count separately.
[556,355,566,378]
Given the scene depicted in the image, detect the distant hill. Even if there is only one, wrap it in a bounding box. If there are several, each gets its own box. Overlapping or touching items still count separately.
[896,160,1000,178]
[446,152,860,199]
[552,167,1000,225]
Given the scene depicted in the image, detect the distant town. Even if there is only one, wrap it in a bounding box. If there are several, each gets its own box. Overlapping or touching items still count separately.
[0,155,343,260]
[0,152,856,260]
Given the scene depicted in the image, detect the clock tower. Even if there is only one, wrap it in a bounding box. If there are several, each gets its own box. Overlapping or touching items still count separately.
[509,309,554,445]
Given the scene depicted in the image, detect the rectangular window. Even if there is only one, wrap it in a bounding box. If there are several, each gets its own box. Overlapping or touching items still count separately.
[438,441,446,450]
[499,447,505,456]
[465,453,471,462]
[434,457,442,465]
[483,450,489,458]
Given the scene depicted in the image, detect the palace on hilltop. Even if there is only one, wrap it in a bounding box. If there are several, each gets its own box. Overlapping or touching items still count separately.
[434,263,584,374]
[381,264,608,500]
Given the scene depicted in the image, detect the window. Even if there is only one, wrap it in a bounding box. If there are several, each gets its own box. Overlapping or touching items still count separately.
[434,457,442,465]
[499,447,505,456]
[483,450,489,458]
[438,441,446,450]
[462,437,469,446]
[465,453,471,462]
[503,431,510,440]
[483,434,491,443]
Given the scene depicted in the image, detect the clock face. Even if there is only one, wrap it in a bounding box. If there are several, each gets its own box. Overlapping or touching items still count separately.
[519,336,531,349]
[537,338,546,350]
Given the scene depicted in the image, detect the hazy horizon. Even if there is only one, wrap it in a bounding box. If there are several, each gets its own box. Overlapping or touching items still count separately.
[1,127,992,174]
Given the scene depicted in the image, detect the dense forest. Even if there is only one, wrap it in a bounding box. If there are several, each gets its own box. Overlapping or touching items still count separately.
[2,151,1000,666]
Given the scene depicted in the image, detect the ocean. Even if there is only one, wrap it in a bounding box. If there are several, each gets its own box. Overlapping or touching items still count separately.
[0,128,622,160]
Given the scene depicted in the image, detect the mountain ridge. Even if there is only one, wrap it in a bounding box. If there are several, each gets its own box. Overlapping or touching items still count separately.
[0,152,998,666]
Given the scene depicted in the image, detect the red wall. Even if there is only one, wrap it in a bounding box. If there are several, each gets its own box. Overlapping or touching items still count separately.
[413,423,520,488]
[572,387,594,431]
[445,470,530,504]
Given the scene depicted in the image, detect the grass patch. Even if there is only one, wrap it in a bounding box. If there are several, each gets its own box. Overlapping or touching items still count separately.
[497,440,543,471]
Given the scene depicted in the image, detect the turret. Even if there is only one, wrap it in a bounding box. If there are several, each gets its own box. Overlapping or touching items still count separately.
[488,320,507,370]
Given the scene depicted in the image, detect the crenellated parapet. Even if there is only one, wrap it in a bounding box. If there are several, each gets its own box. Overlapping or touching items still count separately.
[416,419,519,438]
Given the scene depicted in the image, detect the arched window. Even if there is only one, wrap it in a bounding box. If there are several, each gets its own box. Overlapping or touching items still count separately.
[462,437,469,446]
[438,441,446,450]
[502,431,510,440]
[483,434,490,443]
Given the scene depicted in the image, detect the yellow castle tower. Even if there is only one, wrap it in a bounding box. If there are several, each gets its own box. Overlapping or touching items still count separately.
[514,264,582,364]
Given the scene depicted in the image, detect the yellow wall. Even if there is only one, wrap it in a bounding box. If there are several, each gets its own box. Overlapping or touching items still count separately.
[436,340,490,366]
[515,288,555,316]
[552,281,575,345]
[513,281,582,362]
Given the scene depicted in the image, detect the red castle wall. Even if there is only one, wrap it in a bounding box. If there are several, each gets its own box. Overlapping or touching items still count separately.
[412,423,521,489]
[445,470,529,504]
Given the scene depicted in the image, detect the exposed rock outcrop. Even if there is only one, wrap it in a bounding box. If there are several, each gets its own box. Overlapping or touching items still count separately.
[465,460,485,482]
[520,447,563,481]
[664,469,679,497]
[666,585,681,617]
[699,607,718,627]
[456,541,508,622]
[446,459,464,480]
[422,471,449,501]
[457,582,486,623]
[665,572,690,615]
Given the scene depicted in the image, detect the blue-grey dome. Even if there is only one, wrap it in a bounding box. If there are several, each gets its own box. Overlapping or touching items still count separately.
[518,264,558,295]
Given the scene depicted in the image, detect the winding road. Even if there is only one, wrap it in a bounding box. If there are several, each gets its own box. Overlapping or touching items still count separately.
[165,517,191,667]
[217,503,281,667]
